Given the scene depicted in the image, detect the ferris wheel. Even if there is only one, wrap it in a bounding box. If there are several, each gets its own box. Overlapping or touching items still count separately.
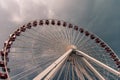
[0,19,120,80]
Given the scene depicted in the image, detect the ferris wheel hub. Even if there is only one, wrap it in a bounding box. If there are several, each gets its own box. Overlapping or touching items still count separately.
[66,45,77,51]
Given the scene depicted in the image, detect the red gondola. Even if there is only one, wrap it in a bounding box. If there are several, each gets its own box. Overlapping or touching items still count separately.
[74,26,78,31]
[95,38,101,43]
[68,24,73,28]
[51,20,55,25]
[6,45,11,49]
[79,28,84,33]
[116,60,120,65]
[0,51,4,56]
[6,40,13,49]
[33,21,37,27]
[0,61,5,67]
[26,23,32,29]
[10,34,16,41]
[117,65,120,68]
[8,40,13,46]
[20,25,26,32]
[100,42,106,48]
[39,20,43,25]
[110,52,114,56]
[105,47,111,53]
[1,56,9,62]
[114,58,119,61]
[45,20,49,25]
[4,41,8,48]
[0,72,8,79]
[85,31,90,36]
[57,21,61,26]
[63,22,67,27]
[109,52,116,59]
[2,67,10,72]
[15,29,21,36]
[3,52,8,57]
[90,34,95,39]
[111,54,116,59]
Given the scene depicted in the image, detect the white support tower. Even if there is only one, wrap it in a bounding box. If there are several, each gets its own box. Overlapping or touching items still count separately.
[33,48,120,80]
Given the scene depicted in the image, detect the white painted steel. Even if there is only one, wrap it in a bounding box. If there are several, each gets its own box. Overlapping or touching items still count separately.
[76,50,120,77]
[44,53,68,80]
[82,58,105,80]
[74,58,93,80]
[33,49,73,80]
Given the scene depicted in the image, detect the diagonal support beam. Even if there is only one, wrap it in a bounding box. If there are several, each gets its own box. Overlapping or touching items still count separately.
[44,54,68,80]
[82,58,105,80]
[76,49,120,77]
[33,49,73,80]
[74,57,93,80]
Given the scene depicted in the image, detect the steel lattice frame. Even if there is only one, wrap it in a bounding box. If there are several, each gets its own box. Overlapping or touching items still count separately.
[0,19,120,80]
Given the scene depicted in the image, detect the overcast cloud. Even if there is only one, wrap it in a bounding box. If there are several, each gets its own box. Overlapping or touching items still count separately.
[0,0,120,56]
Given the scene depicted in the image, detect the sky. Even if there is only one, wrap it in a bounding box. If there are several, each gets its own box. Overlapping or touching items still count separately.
[0,0,120,57]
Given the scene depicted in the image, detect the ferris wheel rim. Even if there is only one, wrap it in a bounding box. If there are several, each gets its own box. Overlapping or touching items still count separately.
[0,19,120,79]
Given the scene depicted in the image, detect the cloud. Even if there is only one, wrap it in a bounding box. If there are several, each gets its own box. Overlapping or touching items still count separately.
[0,0,49,48]
[0,0,120,55]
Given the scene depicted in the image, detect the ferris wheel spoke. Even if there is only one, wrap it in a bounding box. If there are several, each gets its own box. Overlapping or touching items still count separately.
[77,41,106,59]
[43,25,61,43]
[74,62,85,80]
[74,55,93,80]
[14,35,61,50]
[9,53,59,70]
[19,34,42,43]
[63,62,70,80]
[79,45,102,56]
[76,35,85,47]
[54,26,68,44]
[77,37,90,48]
[65,26,71,45]
[72,61,75,80]
[66,27,71,44]
[73,31,81,46]
[75,32,84,45]
[61,27,70,45]
[14,38,34,46]
[20,33,55,45]
[74,31,82,46]
[71,30,76,45]
[68,28,73,44]
[9,53,58,70]
[10,58,58,80]
[63,25,72,45]
[71,28,76,45]
[31,27,59,42]
[57,26,68,45]
[10,46,51,53]
[12,63,45,80]
[79,45,108,63]
[10,46,38,50]
[10,63,42,79]
[78,41,100,52]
